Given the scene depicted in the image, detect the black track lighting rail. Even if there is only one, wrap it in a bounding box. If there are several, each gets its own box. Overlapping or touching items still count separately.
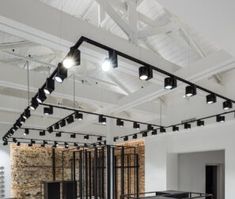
[19,127,105,138]
[42,102,162,129]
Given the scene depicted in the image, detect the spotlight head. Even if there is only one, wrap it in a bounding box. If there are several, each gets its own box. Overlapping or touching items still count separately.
[12,138,17,143]
[24,129,29,136]
[197,120,205,127]
[53,141,58,148]
[23,109,31,119]
[62,47,80,69]
[66,115,74,124]
[44,78,55,94]
[48,126,53,133]
[28,143,32,147]
[39,130,46,136]
[84,135,89,140]
[142,131,148,137]
[17,142,21,146]
[74,143,78,147]
[133,134,138,139]
[37,89,47,103]
[64,142,69,148]
[54,123,60,130]
[31,140,36,144]
[184,123,191,129]
[172,126,179,132]
[3,140,8,146]
[116,119,124,127]
[97,136,102,141]
[56,132,62,137]
[15,120,22,128]
[123,136,129,141]
[152,129,157,135]
[147,124,154,131]
[133,122,140,130]
[30,97,39,110]
[113,137,118,142]
[185,85,197,97]
[20,116,26,124]
[70,133,76,138]
[139,66,153,81]
[164,76,177,90]
[206,93,216,104]
[108,50,118,69]
[98,115,106,125]
[44,106,53,115]
[216,115,225,123]
[60,119,66,128]
[75,111,83,120]
[55,63,68,83]
[160,127,166,133]
[223,100,232,110]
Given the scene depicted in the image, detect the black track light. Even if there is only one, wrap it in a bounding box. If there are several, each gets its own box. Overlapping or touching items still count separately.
[30,97,39,110]
[12,138,17,143]
[15,120,22,128]
[147,124,154,131]
[206,93,216,104]
[97,136,102,141]
[185,85,197,97]
[20,116,26,124]
[116,119,124,127]
[74,143,78,147]
[44,106,53,115]
[37,89,47,103]
[66,115,74,124]
[60,119,66,128]
[152,129,157,135]
[28,143,32,147]
[31,140,36,144]
[56,132,62,137]
[139,66,153,81]
[223,100,232,110]
[184,123,191,129]
[142,131,148,137]
[164,76,177,90]
[64,142,69,148]
[109,50,118,69]
[172,126,179,132]
[124,136,129,141]
[41,141,47,147]
[55,63,68,83]
[23,109,31,119]
[39,130,46,136]
[160,127,166,133]
[133,134,138,139]
[84,135,89,140]
[75,111,83,120]
[53,141,58,148]
[54,123,60,130]
[24,129,29,136]
[48,126,53,133]
[3,141,8,146]
[133,122,140,129]
[98,115,106,125]
[62,47,81,69]
[113,137,118,142]
[70,133,76,138]
[197,120,205,127]
[44,78,55,94]
[84,143,88,148]
[17,142,21,146]
[216,115,225,123]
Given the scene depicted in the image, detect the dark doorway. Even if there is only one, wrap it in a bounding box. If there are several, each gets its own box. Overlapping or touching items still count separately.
[206,165,217,199]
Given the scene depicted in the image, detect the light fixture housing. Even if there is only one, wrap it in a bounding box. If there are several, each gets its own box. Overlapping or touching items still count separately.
[64,142,69,148]
[84,135,89,140]
[3,141,8,146]
[97,136,102,141]
[116,119,124,127]
[147,124,154,131]
[133,134,138,139]
[197,120,205,127]
[48,126,53,133]
[98,115,106,125]
[24,129,29,136]
[62,48,80,69]
[152,129,157,135]
[184,123,191,129]
[185,85,197,97]
[60,119,66,128]
[37,89,47,103]
[160,127,166,133]
[172,126,179,132]
[75,111,83,120]
[124,136,129,141]
[113,137,118,142]
[216,115,225,123]
[12,138,17,143]
[55,63,68,83]
[54,123,60,130]
[109,50,118,69]
[164,76,177,90]
[30,97,39,110]
[39,130,46,136]
[70,133,76,138]
[56,132,62,137]
[17,142,21,146]
[44,78,55,94]
[223,100,232,110]
[206,93,216,104]
[139,66,153,81]
[66,115,74,124]
[133,122,140,129]
[44,106,53,115]
[20,116,26,124]
[142,131,148,137]
[23,109,31,119]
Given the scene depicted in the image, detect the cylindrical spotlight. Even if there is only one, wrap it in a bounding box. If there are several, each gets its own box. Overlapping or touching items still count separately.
[98,115,106,125]
[139,66,153,81]
[36,89,47,103]
[164,76,177,90]
[116,119,124,127]
[55,63,68,83]
[185,85,197,97]
[44,106,53,115]
[133,122,140,129]
[184,123,191,129]
[206,93,216,104]
[223,100,232,110]
[44,78,55,94]
[75,111,83,120]
[197,120,205,127]
[216,115,225,123]
[30,97,39,110]
[172,126,179,131]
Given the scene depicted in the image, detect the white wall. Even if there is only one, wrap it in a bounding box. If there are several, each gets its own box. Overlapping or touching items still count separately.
[0,144,11,198]
[178,151,224,192]
[145,120,235,199]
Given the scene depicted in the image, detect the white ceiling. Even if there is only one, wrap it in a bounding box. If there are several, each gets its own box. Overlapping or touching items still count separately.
[0,0,235,144]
